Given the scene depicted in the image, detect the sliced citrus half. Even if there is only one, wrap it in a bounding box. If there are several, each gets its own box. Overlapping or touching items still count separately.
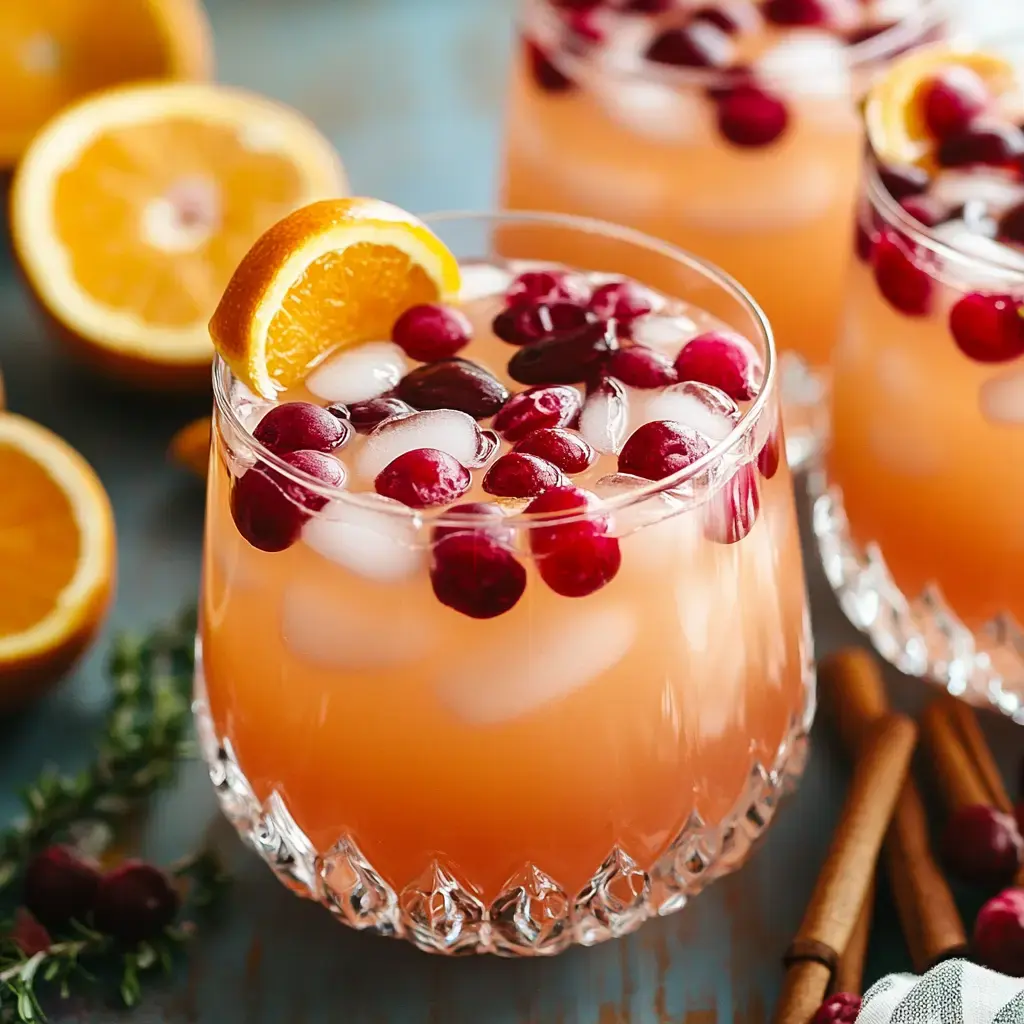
[0,0,213,166]
[209,197,461,399]
[865,46,1016,170]
[11,81,348,390]
[0,413,116,709]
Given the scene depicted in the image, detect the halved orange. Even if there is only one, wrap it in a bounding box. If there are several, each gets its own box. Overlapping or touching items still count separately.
[0,0,214,167]
[865,46,1016,170]
[11,81,348,390]
[0,413,116,709]
[210,198,462,399]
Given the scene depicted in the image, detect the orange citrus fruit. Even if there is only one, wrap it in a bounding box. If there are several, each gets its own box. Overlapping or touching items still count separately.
[0,413,116,709]
[209,197,461,399]
[11,81,348,390]
[865,46,1015,170]
[169,415,211,477]
[0,0,213,167]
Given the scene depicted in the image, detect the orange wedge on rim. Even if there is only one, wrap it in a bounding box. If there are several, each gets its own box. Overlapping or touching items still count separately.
[11,81,347,390]
[0,413,116,709]
[0,0,213,166]
[865,45,1016,170]
[210,198,462,399]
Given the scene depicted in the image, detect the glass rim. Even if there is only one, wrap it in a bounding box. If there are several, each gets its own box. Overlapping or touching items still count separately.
[212,208,777,528]
[864,161,1024,283]
[521,0,949,89]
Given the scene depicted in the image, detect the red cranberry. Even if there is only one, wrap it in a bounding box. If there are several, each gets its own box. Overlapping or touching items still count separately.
[526,485,605,555]
[618,420,712,480]
[605,345,677,389]
[348,396,415,434]
[538,531,622,598]
[391,303,472,362]
[937,122,1024,171]
[949,293,1024,363]
[513,427,595,474]
[375,448,471,508]
[758,423,782,480]
[11,909,51,957]
[431,533,527,619]
[899,195,948,228]
[93,861,180,942]
[527,41,573,92]
[645,23,732,69]
[716,84,789,148]
[763,0,833,26]
[973,888,1024,976]
[872,231,934,317]
[493,385,582,441]
[810,993,863,1024]
[587,280,656,324]
[253,402,351,455]
[692,2,757,34]
[231,450,342,552]
[920,67,989,141]
[507,319,618,385]
[24,846,101,928]
[623,0,673,11]
[941,804,1023,886]
[705,64,755,102]
[483,452,564,498]
[878,162,930,201]
[855,215,878,263]
[433,501,513,545]
[673,331,763,401]
[506,269,589,308]
[493,301,595,346]
[566,6,604,43]
[705,464,760,544]
[847,21,895,44]
[998,201,1024,246]
[397,359,509,419]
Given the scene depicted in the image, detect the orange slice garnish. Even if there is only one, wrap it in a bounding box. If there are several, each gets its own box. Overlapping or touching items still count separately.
[0,0,213,167]
[11,81,347,390]
[0,413,116,709]
[209,197,461,399]
[865,45,1016,170]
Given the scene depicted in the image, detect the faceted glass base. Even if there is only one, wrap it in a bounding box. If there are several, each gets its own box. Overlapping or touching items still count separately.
[779,351,829,475]
[812,472,1024,723]
[194,657,813,956]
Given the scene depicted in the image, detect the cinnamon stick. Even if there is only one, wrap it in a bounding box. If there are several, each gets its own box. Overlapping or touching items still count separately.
[832,884,873,996]
[820,651,967,973]
[920,700,991,811]
[772,713,917,1024]
[937,696,1012,812]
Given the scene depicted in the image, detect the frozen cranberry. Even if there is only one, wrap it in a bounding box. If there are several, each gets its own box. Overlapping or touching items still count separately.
[705,464,760,544]
[941,804,1023,886]
[810,993,863,1024]
[645,23,732,68]
[757,423,782,480]
[872,231,934,317]
[973,888,1024,976]
[24,846,101,928]
[674,331,763,401]
[348,396,415,434]
[938,122,1024,171]
[623,0,672,10]
[763,0,832,26]
[949,293,1024,363]
[605,345,678,389]
[231,450,342,552]
[513,428,595,474]
[878,162,930,201]
[527,41,573,92]
[508,319,618,385]
[493,385,583,441]
[397,359,509,419]
[692,2,758,34]
[93,861,180,943]
[587,280,656,325]
[716,84,789,148]
[619,420,711,480]
[526,485,604,555]
[998,201,1024,246]
[492,301,595,346]
[433,502,514,546]
[11,909,51,957]
[375,448,471,508]
[431,533,527,619]
[899,195,948,228]
[920,68,989,141]
[391,303,472,362]
[253,402,350,454]
[506,269,589,308]
[483,452,564,498]
[538,531,622,598]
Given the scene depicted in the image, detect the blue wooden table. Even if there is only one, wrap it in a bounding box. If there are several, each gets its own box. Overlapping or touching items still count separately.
[0,1,1019,1020]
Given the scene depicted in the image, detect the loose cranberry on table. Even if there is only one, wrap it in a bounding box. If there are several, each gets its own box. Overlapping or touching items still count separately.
[673,331,763,401]
[397,358,509,419]
[919,67,990,141]
[513,427,595,474]
[24,845,101,928]
[505,269,589,308]
[483,452,564,498]
[253,401,351,454]
[810,993,862,1024]
[431,532,527,619]
[492,301,595,346]
[948,293,1024,363]
[973,888,1024,977]
[493,385,583,442]
[941,804,1023,886]
[391,303,472,362]
[618,420,711,481]
[375,448,471,508]
[92,861,180,942]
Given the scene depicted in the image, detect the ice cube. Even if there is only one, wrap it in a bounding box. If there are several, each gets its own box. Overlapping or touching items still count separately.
[756,31,853,101]
[930,170,1024,218]
[630,314,700,355]
[980,365,1024,426]
[306,342,407,405]
[436,605,636,725]
[637,382,740,442]
[590,77,704,144]
[459,264,513,302]
[303,495,424,582]
[356,409,489,480]
[579,379,629,454]
[282,581,435,670]
[593,16,651,76]
[933,221,1024,288]
[868,0,920,18]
